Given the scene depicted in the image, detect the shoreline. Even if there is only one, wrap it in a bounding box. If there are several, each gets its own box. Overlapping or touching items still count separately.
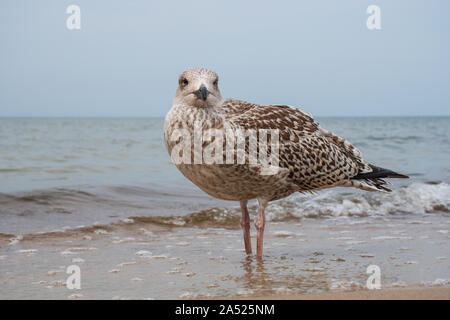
[226,286,450,300]
[1,210,448,299]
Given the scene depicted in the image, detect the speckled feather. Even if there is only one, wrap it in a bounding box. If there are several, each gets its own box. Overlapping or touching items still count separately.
[221,99,381,191]
[164,67,409,203]
[165,95,393,202]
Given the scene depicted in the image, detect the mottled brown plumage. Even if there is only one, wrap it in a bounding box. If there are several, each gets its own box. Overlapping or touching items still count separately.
[164,68,408,258]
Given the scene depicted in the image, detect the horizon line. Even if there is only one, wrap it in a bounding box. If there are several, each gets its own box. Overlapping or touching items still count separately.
[0,115,449,119]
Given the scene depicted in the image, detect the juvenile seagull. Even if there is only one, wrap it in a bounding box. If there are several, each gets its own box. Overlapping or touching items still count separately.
[164,68,408,259]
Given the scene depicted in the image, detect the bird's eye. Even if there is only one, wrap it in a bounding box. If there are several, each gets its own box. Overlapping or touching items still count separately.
[180,78,189,86]
[213,79,218,86]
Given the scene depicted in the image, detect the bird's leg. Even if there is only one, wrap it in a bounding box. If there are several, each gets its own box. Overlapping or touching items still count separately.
[255,198,268,259]
[240,200,252,254]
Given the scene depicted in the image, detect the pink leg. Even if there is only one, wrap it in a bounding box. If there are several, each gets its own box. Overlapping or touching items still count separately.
[255,198,267,259]
[240,200,252,254]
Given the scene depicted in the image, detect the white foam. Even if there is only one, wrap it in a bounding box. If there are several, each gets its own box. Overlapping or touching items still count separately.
[112,237,136,244]
[371,236,412,241]
[72,258,85,264]
[69,247,97,252]
[166,268,182,274]
[266,182,450,220]
[179,292,195,299]
[47,269,63,276]
[329,280,363,291]
[8,235,23,246]
[274,287,293,295]
[17,249,37,254]
[273,231,295,238]
[60,250,76,256]
[236,289,254,296]
[345,240,366,245]
[420,278,450,287]
[140,228,154,236]
[94,229,109,235]
[135,250,152,257]
[430,278,450,286]
[131,277,143,282]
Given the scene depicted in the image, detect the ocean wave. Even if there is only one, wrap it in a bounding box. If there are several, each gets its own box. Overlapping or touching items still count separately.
[148,182,450,226]
[130,207,241,228]
[1,183,448,239]
[266,182,450,220]
[122,182,450,227]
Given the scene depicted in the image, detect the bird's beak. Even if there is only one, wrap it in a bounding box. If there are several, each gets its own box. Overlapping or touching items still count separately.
[193,84,209,101]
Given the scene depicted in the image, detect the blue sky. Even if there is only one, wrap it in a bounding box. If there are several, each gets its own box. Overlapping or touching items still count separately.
[0,1,449,117]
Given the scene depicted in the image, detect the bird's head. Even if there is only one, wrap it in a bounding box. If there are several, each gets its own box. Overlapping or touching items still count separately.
[173,68,223,108]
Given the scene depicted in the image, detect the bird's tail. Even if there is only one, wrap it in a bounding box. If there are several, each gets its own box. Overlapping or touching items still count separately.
[352,164,409,180]
[348,164,409,192]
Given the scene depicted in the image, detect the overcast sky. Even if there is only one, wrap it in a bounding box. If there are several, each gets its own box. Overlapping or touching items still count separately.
[0,1,449,117]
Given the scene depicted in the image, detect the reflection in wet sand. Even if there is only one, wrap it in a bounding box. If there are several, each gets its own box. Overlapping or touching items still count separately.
[0,214,448,299]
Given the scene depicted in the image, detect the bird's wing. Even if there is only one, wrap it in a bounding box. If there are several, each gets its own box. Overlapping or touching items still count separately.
[221,99,373,191]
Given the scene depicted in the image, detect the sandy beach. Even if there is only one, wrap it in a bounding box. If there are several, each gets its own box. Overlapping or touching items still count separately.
[234,287,450,300]
[1,209,448,300]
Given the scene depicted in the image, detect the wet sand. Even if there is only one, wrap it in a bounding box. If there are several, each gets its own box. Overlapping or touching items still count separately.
[233,287,450,300]
[0,213,449,299]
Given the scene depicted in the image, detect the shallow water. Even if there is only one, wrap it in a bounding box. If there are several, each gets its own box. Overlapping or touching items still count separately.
[1,214,448,299]
[0,116,449,299]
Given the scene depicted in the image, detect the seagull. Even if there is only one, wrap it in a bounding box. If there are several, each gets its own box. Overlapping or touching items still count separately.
[164,68,408,259]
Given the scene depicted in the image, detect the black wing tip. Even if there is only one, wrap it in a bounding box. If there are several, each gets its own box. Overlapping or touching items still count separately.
[352,164,409,180]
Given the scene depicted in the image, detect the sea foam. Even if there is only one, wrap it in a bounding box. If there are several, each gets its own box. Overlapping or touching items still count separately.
[266,182,450,220]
